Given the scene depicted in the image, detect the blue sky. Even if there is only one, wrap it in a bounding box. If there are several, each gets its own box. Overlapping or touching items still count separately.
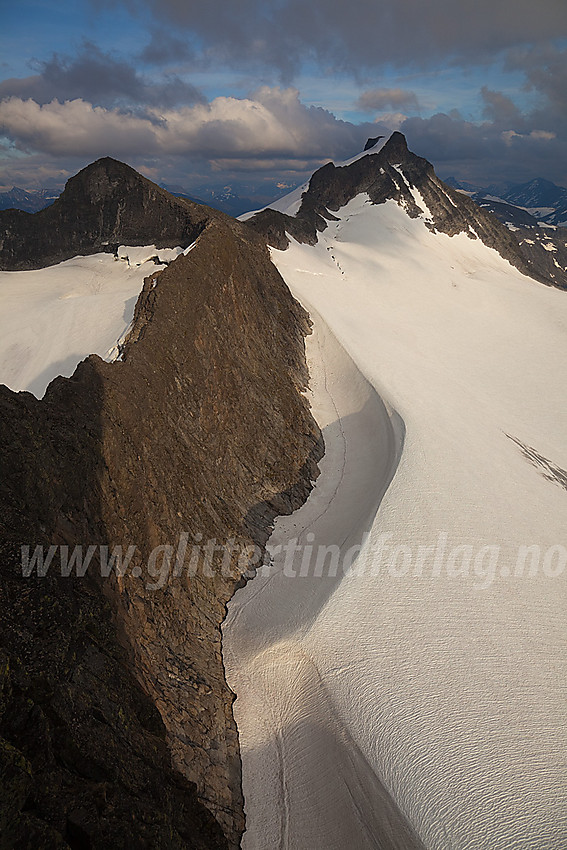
[1,0,566,198]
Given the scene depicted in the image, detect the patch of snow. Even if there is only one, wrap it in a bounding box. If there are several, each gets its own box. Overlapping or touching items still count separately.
[117,245,184,266]
[337,136,388,167]
[238,181,309,220]
[526,207,555,218]
[479,193,507,204]
[0,246,178,398]
[183,239,199,255]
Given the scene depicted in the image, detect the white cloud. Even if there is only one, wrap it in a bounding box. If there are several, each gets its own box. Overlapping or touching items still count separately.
[0,88,373,164]
[357,88,418,112]
[371,112,409,131]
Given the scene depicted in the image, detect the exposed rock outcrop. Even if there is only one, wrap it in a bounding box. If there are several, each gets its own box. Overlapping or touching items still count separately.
[246,132,567,290]
[364,136,384,151]
[0,171,323,847]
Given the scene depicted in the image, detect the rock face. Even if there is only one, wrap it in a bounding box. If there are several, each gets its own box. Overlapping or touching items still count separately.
[364,136,384,151]
[0,170,323,847]
[246,132,567,290]
[0,158,217,270]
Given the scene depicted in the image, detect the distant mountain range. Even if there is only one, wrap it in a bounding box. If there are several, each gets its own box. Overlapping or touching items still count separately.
[160,184,257,218]
[445,176,567,227]
[0,186,59,213]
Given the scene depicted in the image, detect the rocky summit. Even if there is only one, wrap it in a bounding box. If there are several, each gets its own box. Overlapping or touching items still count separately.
[0,157,220,271]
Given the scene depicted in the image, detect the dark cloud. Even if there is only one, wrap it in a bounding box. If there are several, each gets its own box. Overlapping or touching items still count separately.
[356,88,419,112]
[0,41,205,109]
[480,87,523,126]
[402,111,565,186]
[138,30,196,66]
[121,0,567,77]
[506,44,567,117]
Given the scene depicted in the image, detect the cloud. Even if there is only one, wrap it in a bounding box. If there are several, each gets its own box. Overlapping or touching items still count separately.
[356,88,419,112]
[0,88,375,165]
[2,70,566,191]
[0,150,75,191]
[138,30,196,66]
[395,42,567,186]
[506,44,567,117]
[480,87,522,126]
[122,0,567,78]
[2,27,566,194]
[0,41,205,109]
[501,128,556,146]
[401,108,566,185]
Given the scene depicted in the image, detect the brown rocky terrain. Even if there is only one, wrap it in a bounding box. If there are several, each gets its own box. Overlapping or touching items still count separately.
[0,169,323,848]
[247,132,567,290]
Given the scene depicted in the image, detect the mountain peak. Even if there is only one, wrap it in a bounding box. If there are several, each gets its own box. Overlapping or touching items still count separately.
[0,158,218,270]
[382,130,409,156]
[63,156,158,203]
[245,133,566,290]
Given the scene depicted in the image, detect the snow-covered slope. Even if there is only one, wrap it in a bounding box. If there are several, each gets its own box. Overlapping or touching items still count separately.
[224,174,567,847]
[0,245,187,398]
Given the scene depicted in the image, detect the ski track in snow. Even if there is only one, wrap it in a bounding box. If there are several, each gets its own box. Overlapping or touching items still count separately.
[223,314,420,850]
[224,191,567,849]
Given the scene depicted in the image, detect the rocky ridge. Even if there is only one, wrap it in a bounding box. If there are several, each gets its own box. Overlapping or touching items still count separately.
[0,165,323,847]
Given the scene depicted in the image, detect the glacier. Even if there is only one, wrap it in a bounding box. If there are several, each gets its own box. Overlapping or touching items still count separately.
[224,178,567,848]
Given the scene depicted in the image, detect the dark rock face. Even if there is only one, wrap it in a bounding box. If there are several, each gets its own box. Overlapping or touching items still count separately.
[246,132,567,290]
[0,158,218,271]
[468,196,567,289]
[0,540,228,850]
[364,136,384,151]
[510,224,567,289]
[0,204,323,846]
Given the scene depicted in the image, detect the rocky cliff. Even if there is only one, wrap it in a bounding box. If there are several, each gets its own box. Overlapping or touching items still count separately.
[0,167,323,847]
[246,132,567,290]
